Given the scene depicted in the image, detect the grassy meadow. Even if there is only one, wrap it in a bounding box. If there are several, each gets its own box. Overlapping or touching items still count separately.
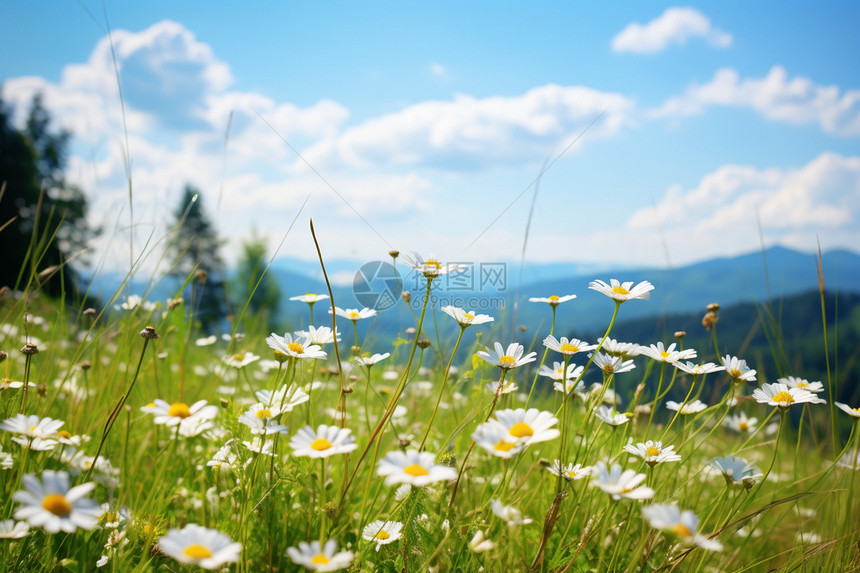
[0,244,858,573]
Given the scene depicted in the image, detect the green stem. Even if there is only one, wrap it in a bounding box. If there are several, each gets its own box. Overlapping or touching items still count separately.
[420,326,466,450]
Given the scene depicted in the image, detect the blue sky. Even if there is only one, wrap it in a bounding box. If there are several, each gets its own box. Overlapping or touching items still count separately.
[2,1,859,279]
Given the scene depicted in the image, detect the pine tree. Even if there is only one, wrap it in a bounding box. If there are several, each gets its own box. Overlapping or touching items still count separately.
[0,92,98,299]
[169,185,228,333]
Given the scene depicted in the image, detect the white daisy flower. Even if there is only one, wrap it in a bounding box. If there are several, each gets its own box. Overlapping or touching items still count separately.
[290,293,330,304]
[595,405,629,427]
[221,352,260,368]
[207,444,239,472]
[354,353,391,367]
[404,253,465,279]
[266,332,327,360]
[290,425,358,458]
[491,408,560,446]
[472,423,523,459]
[752,383,825,408]
[836,402,860,418]
[0,520,30,538]
[238,403,288,435]
[675,361,724,376]
[468,530,496,553]
[596,337,641,358]
[547,461,592,481]
[441,305,494,327]
[543,335,596,356]
[584,383,622,405]
[553,378,586,395]
[490,499,533,526]
[724,412,758,433]
[638,342,697,364]
[836,449,860,471]
[710,456,762,487]
[140,400,218,431]
[486,379,519,395]
[331,307,377,322]
[591,461,654,500]
[476,342,537,370]
[287,539,353,571]
[13,470,100,533]
[195,335,217,347]
[539,361,584,381]
[588,279,654,303]
[779,376,825,393]
[642,504,723,551]
[294,325,341,345]
[0,447,12,470]
[157,524,241,570]
[242,438,276,457]
[1,414,64,448]
[377,450,457,487]
[255,385,310,411]
[529,294,576,307]
[721,355,757,383]
[361,520,403,551]
[666,400,708,414]
[592,351,636,374]
[623,440,681,466]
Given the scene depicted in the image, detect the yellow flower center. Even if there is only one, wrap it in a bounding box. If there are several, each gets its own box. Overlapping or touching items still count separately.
[567,470,577,478]
[375,530,391,540]
[424,259,442,269]
[305,293,315,297]
[646,446,661,457]
[30,426,37,432]
[660,351,670,359]
[797,381,808,388]
[403,464,429,477]
[57,430,72,439]
[772,391,795,404]
[548,295,560,301]
[233,353,246,361]
[145,402,156,408]
[854,408,860,414]
[498,355,516,366]
[493,440,516,452]
[42,494,72,517]
[612,286,630,295]
[509,422,534,438]
[311,438,333,451]
[183,544,213,559]
[168,402,192,418]
[462,313,474,322]
[559,343,579,353]
[311,554,330,564]
[287,342,305,354]
[256,408,272,419]
[671,523,693,538]
[739,422,749,431]
[349,312,360,319]
[730,369,741,378]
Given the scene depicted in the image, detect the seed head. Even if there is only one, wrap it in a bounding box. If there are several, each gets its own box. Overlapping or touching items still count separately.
[140,326,160,340]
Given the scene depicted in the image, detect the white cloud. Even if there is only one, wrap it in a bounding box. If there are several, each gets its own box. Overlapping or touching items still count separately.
[430,62,447,77]
[624,152,860,263]
[653,66,860,136]
[298,84,634,172]
[612,7,732,54]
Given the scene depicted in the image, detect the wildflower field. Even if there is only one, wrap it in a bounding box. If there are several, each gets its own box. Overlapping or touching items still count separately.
[0,246,857,573]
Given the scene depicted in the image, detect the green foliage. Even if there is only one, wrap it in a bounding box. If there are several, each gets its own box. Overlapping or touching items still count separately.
[230,233,281,330]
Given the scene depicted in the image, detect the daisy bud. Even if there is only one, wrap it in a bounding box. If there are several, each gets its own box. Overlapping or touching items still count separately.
[437,452,457,467]
[167,297,183,310]
[0,351,7,363]
[343,385,354,394]
[702,311,718,331]
[78,360,91,370]
[219,398,230,408]
[194,269,208,284]
[83,308,96,316]
[519,325,527,332]
[707,302,720,313]
[417,339,431,349]
[37,383,47,397]
[0,286,8,299]
[157,352,168,360]
[350,345,362,356]
[399,438,411,448]
[674,330,686,340]
[389,250,400,259]
[348,374,358,382]
[20,343,39,356]
[401,291,412,303]
[139,326,160,340]
[405,327,416,335]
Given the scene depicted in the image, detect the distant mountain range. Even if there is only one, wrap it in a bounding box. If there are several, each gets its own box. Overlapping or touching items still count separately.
[87,246,860,339]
